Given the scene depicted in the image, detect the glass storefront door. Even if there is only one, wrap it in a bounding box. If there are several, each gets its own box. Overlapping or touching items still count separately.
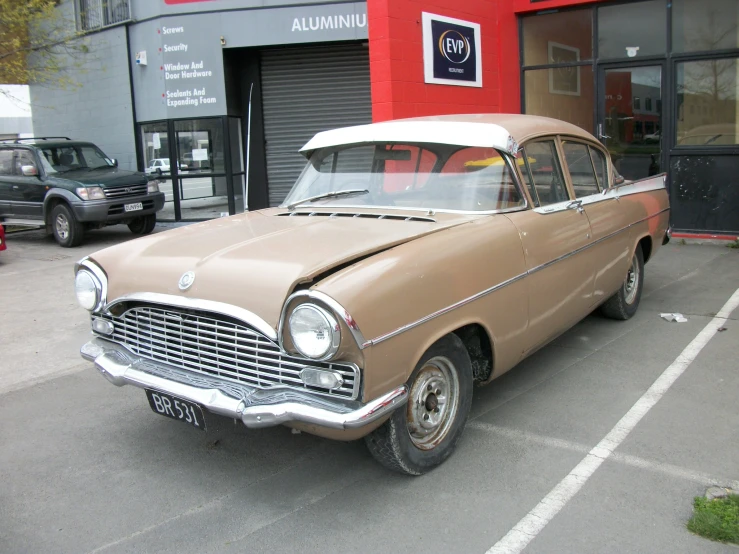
[139,117,244,221]
[598,65,664,181]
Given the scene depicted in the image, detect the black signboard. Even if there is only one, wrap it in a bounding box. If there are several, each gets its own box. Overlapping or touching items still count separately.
[431,19,477,83]
[423,12,481,87]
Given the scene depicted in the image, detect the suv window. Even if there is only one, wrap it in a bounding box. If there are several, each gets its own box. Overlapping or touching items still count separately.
[521,140,569,206]
[0,150,13,176]
[562,141,600,198]
[39,144,114,173]
[15,149,38,174]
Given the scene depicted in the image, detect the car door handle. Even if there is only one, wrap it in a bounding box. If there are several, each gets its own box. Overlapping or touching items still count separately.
[566,200,584,213]
[12,185,20,190]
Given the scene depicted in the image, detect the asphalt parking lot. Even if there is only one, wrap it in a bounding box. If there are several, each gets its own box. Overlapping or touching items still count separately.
[1,225,737,554]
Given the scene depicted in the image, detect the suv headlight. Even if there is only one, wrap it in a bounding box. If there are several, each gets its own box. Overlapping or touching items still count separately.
[75,270,101,311]
[76,186,105,200]
[289,304,340,360]
[148,180,160,193]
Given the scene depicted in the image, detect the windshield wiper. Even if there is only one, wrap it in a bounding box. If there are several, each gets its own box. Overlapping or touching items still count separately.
[286,189,369,211]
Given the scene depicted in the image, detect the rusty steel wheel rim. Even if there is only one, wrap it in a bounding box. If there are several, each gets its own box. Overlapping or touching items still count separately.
[624,253,640,305]
[406,356,460,451]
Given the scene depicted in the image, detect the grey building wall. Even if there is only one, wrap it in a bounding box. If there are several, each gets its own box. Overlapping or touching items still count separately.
[29,1,137,170]
[131,0,354,20]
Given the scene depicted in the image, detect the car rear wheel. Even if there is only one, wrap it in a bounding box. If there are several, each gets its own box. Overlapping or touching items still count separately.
[364,334,473,475]
[128,214,157,236]
[51,203,84,247]
[600,244,644,320]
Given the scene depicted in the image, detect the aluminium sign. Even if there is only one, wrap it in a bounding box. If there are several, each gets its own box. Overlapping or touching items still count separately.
[422,12,482,88]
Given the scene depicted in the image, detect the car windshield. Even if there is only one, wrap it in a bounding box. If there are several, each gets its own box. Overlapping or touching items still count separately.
[39,144,115,173]
[281,143,525,213]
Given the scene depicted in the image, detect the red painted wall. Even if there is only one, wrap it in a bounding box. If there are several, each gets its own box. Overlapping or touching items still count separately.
[366,0,611,123]
[366,0,520,122]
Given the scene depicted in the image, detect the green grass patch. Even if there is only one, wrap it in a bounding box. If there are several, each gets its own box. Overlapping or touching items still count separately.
[687,494,739,544]
[727,240,739,249]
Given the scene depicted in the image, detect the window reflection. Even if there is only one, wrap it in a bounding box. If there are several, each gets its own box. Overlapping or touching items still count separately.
[673,0,739,53]
[524,66,594,133]
[522,10,592,67]
[677,58,739,146]
[598,1,666,59]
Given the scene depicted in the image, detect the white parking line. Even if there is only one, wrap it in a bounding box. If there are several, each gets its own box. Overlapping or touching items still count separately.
[486,287,739,554]
[468,422,739,490]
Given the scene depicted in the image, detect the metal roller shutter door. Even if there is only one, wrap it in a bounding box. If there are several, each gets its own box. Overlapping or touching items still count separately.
[260,44,372,207]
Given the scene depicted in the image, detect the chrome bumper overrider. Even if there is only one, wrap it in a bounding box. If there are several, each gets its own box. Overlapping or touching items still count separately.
[81,339,408,430]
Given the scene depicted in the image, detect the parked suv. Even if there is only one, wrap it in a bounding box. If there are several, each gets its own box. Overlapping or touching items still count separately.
[0,137,165,247]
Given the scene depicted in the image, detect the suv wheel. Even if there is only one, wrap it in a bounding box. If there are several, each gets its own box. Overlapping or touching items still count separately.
[51,204,84,247]
[128,214,157,236]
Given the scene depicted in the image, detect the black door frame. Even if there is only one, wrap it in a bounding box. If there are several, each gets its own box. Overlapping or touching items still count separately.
[596,59,669,178]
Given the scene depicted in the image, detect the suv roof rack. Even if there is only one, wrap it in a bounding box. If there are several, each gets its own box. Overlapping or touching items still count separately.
[0,136,73,144]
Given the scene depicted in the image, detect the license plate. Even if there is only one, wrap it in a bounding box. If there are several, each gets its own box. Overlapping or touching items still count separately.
[124,202,143,212]
[145,390,206,431]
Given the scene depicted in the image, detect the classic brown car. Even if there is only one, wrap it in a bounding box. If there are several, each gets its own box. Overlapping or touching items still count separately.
[75,115,670,475]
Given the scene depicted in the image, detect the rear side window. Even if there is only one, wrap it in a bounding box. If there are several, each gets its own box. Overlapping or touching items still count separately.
[521,140,569,205]
[15,149,37,173]
[589,147,609,190]
[562,141,599,198]
[0,150,13,176]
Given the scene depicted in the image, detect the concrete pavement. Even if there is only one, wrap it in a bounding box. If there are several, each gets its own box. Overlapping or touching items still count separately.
[1,226,737,553]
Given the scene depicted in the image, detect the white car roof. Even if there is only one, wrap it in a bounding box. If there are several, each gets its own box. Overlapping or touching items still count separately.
[299,114,597,158]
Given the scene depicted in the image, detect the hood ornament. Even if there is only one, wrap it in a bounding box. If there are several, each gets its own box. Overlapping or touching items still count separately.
[178,271,195,291]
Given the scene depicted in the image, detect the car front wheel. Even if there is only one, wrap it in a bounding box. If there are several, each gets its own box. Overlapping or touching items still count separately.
[51,203,84,247]
[128,214,157,235]
[365,333,473,475]
[600,244,644,320]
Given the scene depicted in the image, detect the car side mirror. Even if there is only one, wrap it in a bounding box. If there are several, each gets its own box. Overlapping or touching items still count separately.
[111,158,119,167]
[21,165,39,177]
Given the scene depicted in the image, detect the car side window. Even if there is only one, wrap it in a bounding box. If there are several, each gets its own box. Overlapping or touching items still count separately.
[15,150,37,174]
[562,141,600,198]
[521,140,569,206]
[516,149,539,207]
[0,150,13,176]
[589,146,609,190]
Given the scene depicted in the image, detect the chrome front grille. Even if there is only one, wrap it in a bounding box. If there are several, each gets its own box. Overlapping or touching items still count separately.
[103,184,148,198]
[97,306,359,399]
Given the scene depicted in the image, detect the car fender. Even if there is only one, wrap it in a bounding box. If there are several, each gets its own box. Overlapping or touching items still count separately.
[43,188,81,222]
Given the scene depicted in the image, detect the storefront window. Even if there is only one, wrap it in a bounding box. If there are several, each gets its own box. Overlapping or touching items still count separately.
[174,119,226,174]
[676,58,739,146]
[598,1,666,59]
[524,66,594,133]
[673,0,739,53]
[522,10,592,67]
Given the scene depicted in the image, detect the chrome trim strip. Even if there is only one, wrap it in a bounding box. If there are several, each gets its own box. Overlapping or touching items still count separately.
[82,338,407,430]
[365,207,671,346]
[76,257,108,312]
[279,290,367,351]
[278,203,529,217]
[534,174,667,213]
[103,292,278,341]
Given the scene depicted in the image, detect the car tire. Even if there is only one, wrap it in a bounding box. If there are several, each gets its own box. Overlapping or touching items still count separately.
[128,214,157,236]
[51,203,84,248]
[364,333,473,475]
[600,244,644,320]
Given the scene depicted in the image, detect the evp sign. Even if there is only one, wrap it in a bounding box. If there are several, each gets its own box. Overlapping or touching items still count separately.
[422,12,482,87]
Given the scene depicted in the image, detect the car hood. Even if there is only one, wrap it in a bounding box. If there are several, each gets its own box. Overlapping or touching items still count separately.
[52,168,147,187]
[91,208,475,329]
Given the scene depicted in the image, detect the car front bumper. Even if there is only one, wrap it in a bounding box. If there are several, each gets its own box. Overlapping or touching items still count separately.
[81,338,408,430]
[71,192,165,223]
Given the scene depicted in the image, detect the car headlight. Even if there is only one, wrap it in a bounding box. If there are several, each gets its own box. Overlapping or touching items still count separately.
[289,304,340,360]
[76,186,105,200]
[148,180,160,193]
[75,270,101,311]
